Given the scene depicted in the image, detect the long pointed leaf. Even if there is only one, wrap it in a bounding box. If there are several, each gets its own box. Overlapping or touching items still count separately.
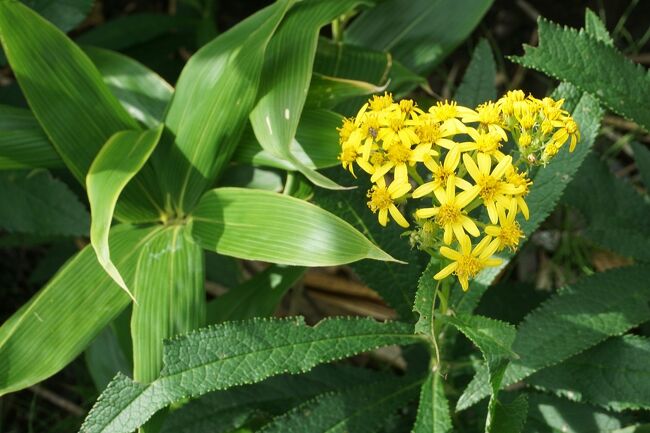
[0,1,162,221]
[87,126,164,297]
[85,46,173,128]
[158,0,293,214]
[0,225,161,396]
[191,187,396,266]
[132,225,205,384]
[250,0,364,190]
[0,104,61,170]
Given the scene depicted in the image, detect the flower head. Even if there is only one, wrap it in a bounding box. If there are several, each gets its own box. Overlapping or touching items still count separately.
[434,234,501,291]
[367,177,411,228]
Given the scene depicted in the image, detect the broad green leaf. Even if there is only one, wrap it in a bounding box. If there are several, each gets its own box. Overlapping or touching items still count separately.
[233,109,343,171]
[85,46,173,128]
[528,335,650,411]
[584,9,613,46]
[85,323,132,391]
[510,18,650,131]
[457,265,650,410]
[442,314,517,432]
[632,141,650,191]
[80,317,420,433]
[0,1,138,178]
[314,38,390,84]
[161,365,391,433]
[0,170,88,236]
[250,0,364,190]
[0,104,61,169]
[259,375,423,433]
[449,87,603,311]
[87,126,164,297]
[0,225,161,396]
[77,13,188,51]
[308,38,392,109]
[158,0,292,214]
[132,225,205,384]
[0,1,163,222]
[442,314,516,391]
[563,154,650,261]
[454,39,497,107]
[220,165,284,192]
[412,373,452,433]
[490,394,528,433]
[207,265,305,323]
[313,170,426,320]
[21,0,93,32]
[345,0,493,75]
[525,393,630,433]
[191,187,396,266]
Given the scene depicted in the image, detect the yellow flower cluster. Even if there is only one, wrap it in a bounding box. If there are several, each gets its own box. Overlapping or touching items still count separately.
[338,92,579,291]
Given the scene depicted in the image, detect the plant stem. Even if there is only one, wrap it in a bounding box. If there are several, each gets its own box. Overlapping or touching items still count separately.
[284,172,296,195]
[331,17,343,43]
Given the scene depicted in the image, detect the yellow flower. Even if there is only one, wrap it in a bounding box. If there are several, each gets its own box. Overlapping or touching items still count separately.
[551,117,580,152]
[459,102,507,141]
[409,113,461,148]
[339,144,362,177]
[505,166,531,220]
[497,90,526,116]
[367,177,411,228]
[462,128,505,159]
[485,201,524,252]
[415,177,480,244]
[368,92,394,112]
[461,153,522,224]
[412,148,472,198]
[377,111,420,147]
[434,234,501,291]
[370,140,430,184]
[428,100,467,133]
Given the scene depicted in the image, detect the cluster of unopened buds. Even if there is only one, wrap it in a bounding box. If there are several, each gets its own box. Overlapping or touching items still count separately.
[338,90,580,291]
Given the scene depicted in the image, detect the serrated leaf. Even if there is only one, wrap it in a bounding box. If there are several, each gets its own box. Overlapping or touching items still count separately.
[0,104,61,170]
[206,264,305,323]
[510,18,650,131]
[412,373,452,433]
[442,314,517,433]
[457,265,650,411]
[87,126,163,297]
[161,365,389,433]
[454,39,497,108]
[442,314,516,391]
[584,9,613,46]
[312,170,426,320]
[632,142,650,191]
[527,335,650,411]
[191,187,395,266]
[563,154,650,261]
[489,394,528,433]
[345,0,493,75]
[0,170,88,236]
[132,226,205,384]
[0,225,161,396]
[259,375,422,433]
[525,393,630,433]
[250,0,364,190]
[413,259,440,338]
[0,1,164,222]
[80,317,420,433]
[85,46,173,128]
[157,0,292,214]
